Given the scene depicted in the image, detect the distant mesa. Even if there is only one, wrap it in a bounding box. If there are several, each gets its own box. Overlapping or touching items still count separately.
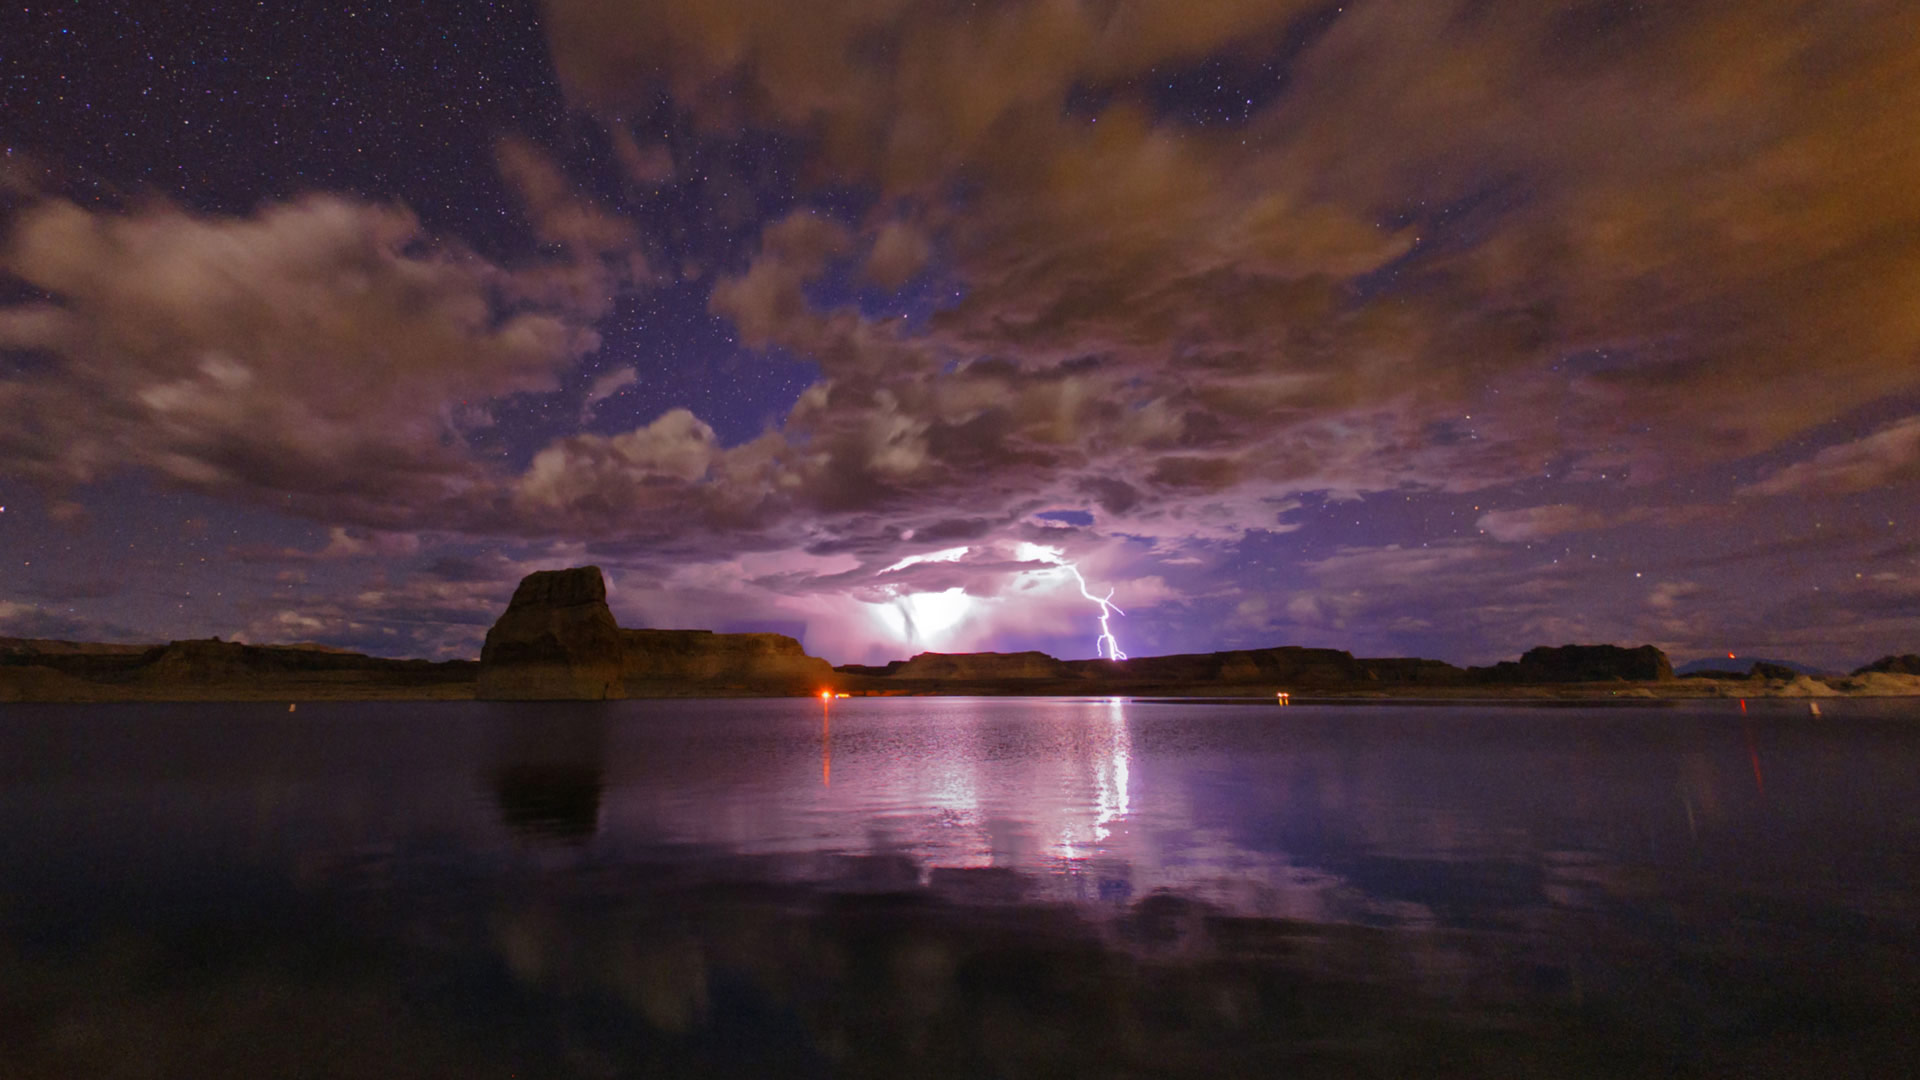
[1854,654,1920,677]
[1474,644,1674,684]
[475,565,835,700]
[0,634,473,702]
[843,651,1076,681]
[831,642,1675,694]
[1676,656,1827,678]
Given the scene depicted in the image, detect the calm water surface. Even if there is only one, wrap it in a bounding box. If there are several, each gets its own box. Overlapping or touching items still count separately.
[3,697,1918,1077]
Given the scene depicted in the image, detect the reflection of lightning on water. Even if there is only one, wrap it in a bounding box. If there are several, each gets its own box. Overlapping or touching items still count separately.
[1063,564,1127,661]
[1093,697,1131,842]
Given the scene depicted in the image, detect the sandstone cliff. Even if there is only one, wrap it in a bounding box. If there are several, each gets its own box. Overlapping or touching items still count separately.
[475,567,835,699]
[477,567,627,700]
[620,629,834,694]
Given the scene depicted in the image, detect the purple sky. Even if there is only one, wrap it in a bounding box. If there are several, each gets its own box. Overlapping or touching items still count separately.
[1,0,1917,669]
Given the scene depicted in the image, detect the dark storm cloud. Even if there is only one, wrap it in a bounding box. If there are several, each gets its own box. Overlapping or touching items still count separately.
[516,0,1920,567]
[14,0,1916,556]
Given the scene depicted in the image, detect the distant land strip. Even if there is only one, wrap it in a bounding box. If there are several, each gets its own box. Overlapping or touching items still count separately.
[4,567,1917,703]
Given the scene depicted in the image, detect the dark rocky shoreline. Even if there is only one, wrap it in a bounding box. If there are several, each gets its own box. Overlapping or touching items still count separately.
[5,566,1916,702]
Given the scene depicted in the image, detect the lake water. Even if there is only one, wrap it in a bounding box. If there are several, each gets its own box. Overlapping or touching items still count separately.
[3,697,1917,1077]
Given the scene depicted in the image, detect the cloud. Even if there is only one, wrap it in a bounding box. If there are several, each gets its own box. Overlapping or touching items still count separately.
[25,0,1920,560]
[512,409,796,537]
[708,210,856,350]
[581,366,638,420]
[538,0,1920,527]
[495,135,640,260]
[316,528,422,560]
[606,124,676,184]
[1646,581,1703,613]
[1740,415,1920,496]
[0,601,145,643]
[0,192,606,520]
[225,547,576,658]
[46,500,89,527]
[864,219,933,289]
[1477,505,1617,542]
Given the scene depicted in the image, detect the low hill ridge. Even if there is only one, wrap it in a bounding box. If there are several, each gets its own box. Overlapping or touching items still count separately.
[4,571,1915,700]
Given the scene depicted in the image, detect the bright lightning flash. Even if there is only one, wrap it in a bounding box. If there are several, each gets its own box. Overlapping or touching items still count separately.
[1064,564,1128,661]
[1015,542,1130,660]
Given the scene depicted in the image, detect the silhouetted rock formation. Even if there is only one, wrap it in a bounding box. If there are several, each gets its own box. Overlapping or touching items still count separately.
[0,664,100,702]
[1472,644,1673,684]
[1357,657,1472,685]
[836,642,1675,694]
[1854,654,1920,676]
[476,567,837,699]
[1679,660,1800,682]
[1074,646,1369,686]
[1,637,153,681]
[478,567,627,700]
[889,651,1077,680]
[0,636,474,701]
[135,638,463,682]
[620,628,835,693]
[1681,661,1758,676]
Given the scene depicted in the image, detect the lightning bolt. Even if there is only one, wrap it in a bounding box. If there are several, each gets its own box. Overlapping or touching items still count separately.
[1064,564,1128,661]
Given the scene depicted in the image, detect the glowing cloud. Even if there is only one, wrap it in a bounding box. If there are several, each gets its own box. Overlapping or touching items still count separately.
[883,545,970,574]
[868,586,978,651]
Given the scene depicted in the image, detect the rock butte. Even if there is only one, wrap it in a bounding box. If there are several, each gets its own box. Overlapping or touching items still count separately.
[476,566,833,700]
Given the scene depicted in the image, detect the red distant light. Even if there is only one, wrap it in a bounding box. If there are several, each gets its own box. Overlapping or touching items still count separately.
[1728,652,1736,659]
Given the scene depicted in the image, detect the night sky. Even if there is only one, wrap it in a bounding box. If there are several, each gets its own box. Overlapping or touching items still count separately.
[1,0,1916,668]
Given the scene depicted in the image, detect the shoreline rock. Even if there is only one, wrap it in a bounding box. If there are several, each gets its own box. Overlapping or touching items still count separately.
[477,567,627,700]
[474,567,836,699]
